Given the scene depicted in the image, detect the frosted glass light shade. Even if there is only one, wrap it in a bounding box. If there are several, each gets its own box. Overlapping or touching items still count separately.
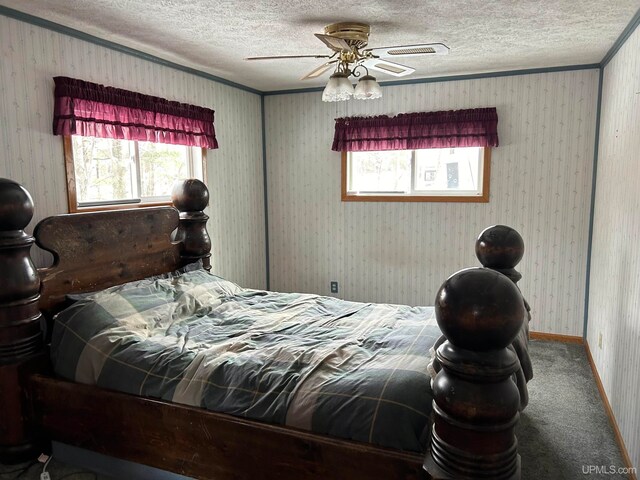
[322,72,354,102]
[353,75,382,100]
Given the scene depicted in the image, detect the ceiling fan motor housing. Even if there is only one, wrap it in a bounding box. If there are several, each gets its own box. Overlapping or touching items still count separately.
[323,22,370,49]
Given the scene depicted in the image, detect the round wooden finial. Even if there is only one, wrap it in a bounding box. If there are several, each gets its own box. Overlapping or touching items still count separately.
[435,267,525,351]
[475,224,524,270]
[0,178,34,233]
[171,179,209,213]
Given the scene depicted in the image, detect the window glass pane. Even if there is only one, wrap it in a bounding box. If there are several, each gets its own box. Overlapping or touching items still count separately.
[414,147,481,192]
[138,142,190,198]
[349,150,412,193]
[72,136,136,203]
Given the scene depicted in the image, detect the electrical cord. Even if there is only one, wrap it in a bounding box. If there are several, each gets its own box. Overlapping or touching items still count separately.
[39,455,53,480]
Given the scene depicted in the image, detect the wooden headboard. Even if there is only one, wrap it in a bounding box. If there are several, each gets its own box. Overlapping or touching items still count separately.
[10,178,210,316]
[35,207,181,312]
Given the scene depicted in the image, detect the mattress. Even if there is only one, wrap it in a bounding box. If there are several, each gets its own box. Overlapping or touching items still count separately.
[51,267,443,452]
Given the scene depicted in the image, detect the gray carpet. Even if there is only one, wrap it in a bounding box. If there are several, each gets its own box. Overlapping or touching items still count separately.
[0,340,631,480]
[517,340,628,479]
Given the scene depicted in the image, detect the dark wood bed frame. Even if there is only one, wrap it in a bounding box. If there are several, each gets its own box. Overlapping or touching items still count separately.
[0,177,529,480]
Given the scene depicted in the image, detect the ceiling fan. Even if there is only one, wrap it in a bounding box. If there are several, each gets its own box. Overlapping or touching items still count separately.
[246,22,449,101]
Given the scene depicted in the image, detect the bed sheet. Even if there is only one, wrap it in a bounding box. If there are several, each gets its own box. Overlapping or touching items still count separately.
[51,268,442,452]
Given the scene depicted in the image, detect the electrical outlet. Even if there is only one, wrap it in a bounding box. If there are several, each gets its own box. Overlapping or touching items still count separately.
[598,333,603,349]
[330,281,338,294]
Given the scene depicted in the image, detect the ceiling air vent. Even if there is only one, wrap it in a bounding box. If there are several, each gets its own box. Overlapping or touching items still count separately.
[387,46,437,55]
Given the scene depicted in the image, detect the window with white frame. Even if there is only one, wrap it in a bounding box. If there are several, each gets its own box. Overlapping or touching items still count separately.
[65,136,205,212]
[342,146,490,202]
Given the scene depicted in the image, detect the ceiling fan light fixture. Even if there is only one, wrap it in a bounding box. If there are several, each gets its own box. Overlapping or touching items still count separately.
[353,75,382,100]
[322,72,354,102]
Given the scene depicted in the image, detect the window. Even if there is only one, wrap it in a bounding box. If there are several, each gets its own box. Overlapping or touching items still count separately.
[342,147,490,202]
[53,76,217,213]
[332,108,498,203]
[64,136,206,212]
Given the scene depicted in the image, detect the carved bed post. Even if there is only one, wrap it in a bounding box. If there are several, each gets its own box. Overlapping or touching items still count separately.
[0,179,46,463]
[424,267,525,479]
[475,225,531,321]
[475,225,533,411]
[171,179,212,271]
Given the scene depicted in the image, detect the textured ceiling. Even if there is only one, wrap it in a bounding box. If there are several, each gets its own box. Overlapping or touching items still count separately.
[1,0,639,91]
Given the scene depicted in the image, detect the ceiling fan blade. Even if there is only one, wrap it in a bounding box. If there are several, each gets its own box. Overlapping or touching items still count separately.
[246,54,332,60]
[365,43,449,58]
[362,58,415,77]
[314,33,351,52]
[300,61,337,80]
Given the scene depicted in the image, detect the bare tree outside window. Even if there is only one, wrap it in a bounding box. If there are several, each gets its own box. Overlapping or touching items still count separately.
[68,136,205,211]
[343,147,489,202]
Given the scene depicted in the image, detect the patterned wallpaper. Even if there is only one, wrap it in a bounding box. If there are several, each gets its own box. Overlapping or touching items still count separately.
[587,25,640,470]
[265,69,599,336]
[0,15,266,289]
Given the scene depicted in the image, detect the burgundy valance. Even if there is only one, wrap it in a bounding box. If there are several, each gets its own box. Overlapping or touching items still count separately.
[332,108,498,152]
[53,76,218,149]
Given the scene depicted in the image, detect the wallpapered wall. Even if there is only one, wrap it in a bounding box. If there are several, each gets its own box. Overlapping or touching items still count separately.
[0,15,266,289]
[587,25,640,469]
[265,69,599,336]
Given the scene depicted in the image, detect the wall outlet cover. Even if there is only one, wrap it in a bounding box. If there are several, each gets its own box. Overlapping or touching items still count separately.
[330,281,338,293]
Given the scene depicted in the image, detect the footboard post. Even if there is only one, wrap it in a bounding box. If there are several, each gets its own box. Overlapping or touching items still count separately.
[171,179,212,271]
[423,268,525,479]
[0,179,47,462]
[475,225,531,321]
[475,225,533,410]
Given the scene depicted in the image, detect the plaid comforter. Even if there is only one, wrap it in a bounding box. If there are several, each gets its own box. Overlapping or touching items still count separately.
[51,268,442,452]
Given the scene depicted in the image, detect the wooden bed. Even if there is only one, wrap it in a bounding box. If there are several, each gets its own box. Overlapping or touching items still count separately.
[0,177,529,480]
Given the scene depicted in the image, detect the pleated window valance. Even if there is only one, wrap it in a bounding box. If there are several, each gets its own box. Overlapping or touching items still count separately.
[332,107,499,152]
[52,76,219,149]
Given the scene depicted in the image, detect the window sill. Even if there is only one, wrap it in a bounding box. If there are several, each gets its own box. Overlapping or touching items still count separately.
[69,201,173,214]
[341,193,490,203]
